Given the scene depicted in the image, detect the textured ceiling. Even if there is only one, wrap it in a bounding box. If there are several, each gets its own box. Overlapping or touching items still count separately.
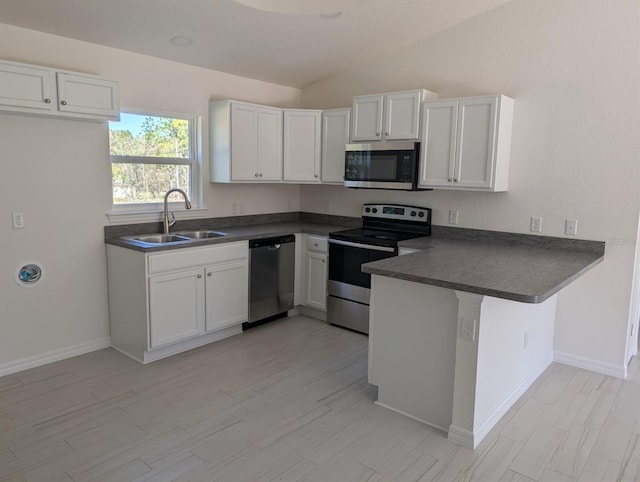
[0,0,513,88]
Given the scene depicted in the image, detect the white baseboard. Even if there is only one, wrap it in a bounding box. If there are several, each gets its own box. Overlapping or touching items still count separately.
[448,425,475,448]
[374,401,449,434]
[0,337,112,378]
[472,352,554,446]
[448,352,553,449]
[554,351,627,379]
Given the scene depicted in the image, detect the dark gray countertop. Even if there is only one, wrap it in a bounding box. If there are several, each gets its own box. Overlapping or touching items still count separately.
[105,222,346,252]
[106,213,605,303]
[365,234,605,303]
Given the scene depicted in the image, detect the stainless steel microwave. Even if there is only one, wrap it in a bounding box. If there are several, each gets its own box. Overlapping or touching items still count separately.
[344,141,426,191]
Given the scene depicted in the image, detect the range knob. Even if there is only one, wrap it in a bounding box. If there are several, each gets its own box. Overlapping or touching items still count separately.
[418,211,425,218]
[372,208,378,213]
[410,211,417,217]
[364,207,371,213]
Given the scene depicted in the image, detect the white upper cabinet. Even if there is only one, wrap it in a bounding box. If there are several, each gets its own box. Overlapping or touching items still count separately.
[283,109,322,183]
[321,108,350,184]
[55,72,119,120]
[351,94,384,141]
[0,59,119,121]
[351,89,438,142]
[210,100,283,183]
[418,95,514,192]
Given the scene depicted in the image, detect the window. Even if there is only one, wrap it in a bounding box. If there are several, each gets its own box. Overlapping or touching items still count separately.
[109,111,200,211]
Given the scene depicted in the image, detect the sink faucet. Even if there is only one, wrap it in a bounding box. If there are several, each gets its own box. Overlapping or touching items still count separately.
[163,188,192,234]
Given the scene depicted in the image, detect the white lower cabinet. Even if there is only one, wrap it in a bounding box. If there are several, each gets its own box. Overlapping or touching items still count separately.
[296,234,328,313]
[306,251,328,310]
[205,260,249,331]
[107,241,248,363]
[149,268,205,348]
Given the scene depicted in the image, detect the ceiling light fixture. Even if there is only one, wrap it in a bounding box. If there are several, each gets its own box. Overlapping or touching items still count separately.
[320,11,342,19]
[170,36,192,47]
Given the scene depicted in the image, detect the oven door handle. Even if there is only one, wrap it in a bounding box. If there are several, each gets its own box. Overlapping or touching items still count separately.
[328,239,396,253]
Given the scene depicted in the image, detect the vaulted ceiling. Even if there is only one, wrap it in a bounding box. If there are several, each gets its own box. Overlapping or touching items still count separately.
[0,0,512,88]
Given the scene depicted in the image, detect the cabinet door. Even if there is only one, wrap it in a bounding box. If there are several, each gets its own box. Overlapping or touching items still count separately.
[305,252,328,311]
[148,268,204,348]
[321,109,350,183]
[454,97,497,189]
[419,100,458,188]
[230,103,259,181]
[384,91,422,140]
[257,106,283,181]
[205,260,248,331]
[283,110,321,182]
[351,95,384,141]
[0,61,55,112]
[56,72,119,120]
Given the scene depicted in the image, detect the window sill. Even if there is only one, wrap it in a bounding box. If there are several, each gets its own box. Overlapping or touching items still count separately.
[106,207,208,225]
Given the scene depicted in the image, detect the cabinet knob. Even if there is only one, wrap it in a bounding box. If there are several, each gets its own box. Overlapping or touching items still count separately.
[385,132,389,136]
[207,272,212,277]
[197,274,202,278]
[60,100,67,106]
[448,178,453,182]
[454,178,458,182]
[44,98,51,104]
[314,174,318,178]
[259,173,263,177]
[254,173,259,178]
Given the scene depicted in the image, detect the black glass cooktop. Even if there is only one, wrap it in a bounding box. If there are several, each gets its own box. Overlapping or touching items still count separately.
[330,227,425,247]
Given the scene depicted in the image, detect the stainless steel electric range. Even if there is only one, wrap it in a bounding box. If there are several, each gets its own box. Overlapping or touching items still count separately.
[327,203,432,334]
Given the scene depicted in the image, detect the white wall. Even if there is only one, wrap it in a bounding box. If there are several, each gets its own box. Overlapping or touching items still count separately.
[300,0,640,375]
[0,24,302,372]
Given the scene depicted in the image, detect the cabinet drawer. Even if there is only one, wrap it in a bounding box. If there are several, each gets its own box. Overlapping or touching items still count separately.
[307,236,328,253]
[148,241,248,274]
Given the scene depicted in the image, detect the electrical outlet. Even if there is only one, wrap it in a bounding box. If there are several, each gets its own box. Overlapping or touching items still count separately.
[239,203,246,214]
[323,200,331,213]
[530,217,542,233]
[523,330,529,349]
[461,319,476,342]
[12,212,24,229]
[232,203,239,215]
[449,210,459,225]
[565,219,578,236]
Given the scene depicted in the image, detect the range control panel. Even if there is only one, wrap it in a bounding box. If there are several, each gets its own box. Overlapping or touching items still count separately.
[362,204,431,223]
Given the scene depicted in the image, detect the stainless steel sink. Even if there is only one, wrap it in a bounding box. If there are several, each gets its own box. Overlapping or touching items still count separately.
[126,234,191,244]
[175,230,228,239]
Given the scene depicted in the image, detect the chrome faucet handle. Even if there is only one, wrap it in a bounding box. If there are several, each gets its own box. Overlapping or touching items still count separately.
[168,211,176,228]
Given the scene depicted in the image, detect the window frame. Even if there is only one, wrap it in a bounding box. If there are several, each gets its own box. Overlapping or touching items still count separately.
[108,109,202,216]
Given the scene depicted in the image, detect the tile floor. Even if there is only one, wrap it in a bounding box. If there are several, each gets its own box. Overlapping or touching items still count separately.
[1,315,639,481]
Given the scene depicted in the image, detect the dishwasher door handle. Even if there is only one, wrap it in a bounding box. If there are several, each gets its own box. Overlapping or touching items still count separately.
[267,244,281,250]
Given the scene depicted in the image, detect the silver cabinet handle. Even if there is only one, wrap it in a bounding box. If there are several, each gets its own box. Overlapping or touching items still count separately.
[197,274,202,278]
[44,98,51,104]
[207,272,212,277]
[60,100,67,106]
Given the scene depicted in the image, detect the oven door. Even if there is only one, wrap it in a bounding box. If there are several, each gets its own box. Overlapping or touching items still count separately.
[328,239,396,302]
[327,238,396,334]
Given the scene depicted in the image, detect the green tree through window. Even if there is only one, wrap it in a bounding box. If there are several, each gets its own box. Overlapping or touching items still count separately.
[109,113,196,205]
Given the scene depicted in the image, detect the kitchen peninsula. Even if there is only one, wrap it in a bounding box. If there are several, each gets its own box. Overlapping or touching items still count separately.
[363,227,604,449]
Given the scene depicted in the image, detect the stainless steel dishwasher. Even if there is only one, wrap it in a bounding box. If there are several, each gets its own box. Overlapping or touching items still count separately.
[244,234,296,329]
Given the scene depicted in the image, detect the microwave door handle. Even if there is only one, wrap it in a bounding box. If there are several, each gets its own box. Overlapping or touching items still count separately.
[328,239,396,253]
